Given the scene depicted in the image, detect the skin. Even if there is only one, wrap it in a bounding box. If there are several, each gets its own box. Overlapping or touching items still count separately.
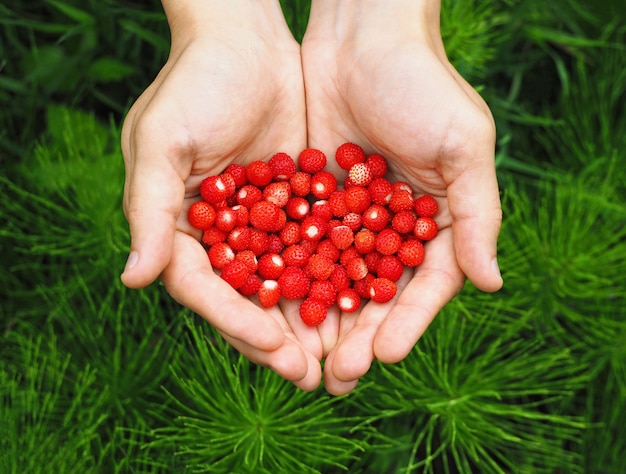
[120,0,503,395]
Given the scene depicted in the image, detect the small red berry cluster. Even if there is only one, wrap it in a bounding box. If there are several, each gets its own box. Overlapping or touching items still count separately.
[187,143,439,327]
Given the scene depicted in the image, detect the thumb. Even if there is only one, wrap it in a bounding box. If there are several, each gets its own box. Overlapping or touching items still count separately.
[121,151,185,289]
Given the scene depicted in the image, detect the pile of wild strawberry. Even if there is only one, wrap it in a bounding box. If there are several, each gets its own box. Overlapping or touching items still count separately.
[187,143,438,327]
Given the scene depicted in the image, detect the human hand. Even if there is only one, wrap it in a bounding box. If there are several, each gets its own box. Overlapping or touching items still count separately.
[120,1,326,391]
[301,0,504,395]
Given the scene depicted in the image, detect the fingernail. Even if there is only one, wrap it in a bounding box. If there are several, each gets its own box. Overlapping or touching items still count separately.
[491,258,501,280]
[124,251,139,272]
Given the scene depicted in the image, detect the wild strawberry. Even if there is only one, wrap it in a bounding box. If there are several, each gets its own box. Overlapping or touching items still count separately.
[249,201,284,232]
[300,238,319,256]
[248,228,269,256]
[376,255,404,281]
[239,273,262,297]
[299,298,328,326]
[202,227,227,246]
[188,201,216,230]
[268,152,297,181]
[258,280,281,308]
[311,200,334,221]
[300,216,327,241]
[278,267,311,299]
[368,178,393,205]
[348,162,373,187]
[375,228,402,255]
[396,239,425,267]
[282,244,311,268]
[245,160,273,187]
[236,184,263,209]
[328,190,349,217]
[208,242,235,270]
[335,142,366,170]
[215,207,237,232]
[345,256,368,281]
[235,250,258,274]
[224,163,248,188]
[231,205,249,227]
[286,197,311,220]
[200,173,236,204]
[279,221,301,246]
[316,239,341,262]
[263,181,291,208]
[311,171,337,199]
[364,250,382,274]
[220,260,249,289]
[305,254,336,281]
[339,246,361,267]
[290,171,312,196]
[344,186,371,214]
[257,253,286,280]
[330,263,351,291]
[365,153,388,179]
[266,234,285,255]
[336,288,361,313]
[391,210,417,234]
[369,277,397,303]
[414,194,439,218]
[342,212,362,231]
[330,225,354,250]
[389,189,414,213]
[298,148,327,174]
[309,280,338,307]
[362,204,390,232]
[227,226,251,251]
[325,219,343,238]
[354,229,377,255]
[414,217,438,241]
[353,273,375,298]
[393,181,413,194]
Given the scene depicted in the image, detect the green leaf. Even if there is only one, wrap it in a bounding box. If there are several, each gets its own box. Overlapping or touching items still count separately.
[45,0,95,25]
[87,57,136,83]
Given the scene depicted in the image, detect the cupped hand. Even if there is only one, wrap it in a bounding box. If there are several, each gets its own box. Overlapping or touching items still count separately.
[301,4,504,395]
[120,3,329,391]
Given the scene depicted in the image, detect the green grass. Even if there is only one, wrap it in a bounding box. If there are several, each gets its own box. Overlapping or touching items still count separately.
[1,0,625,472]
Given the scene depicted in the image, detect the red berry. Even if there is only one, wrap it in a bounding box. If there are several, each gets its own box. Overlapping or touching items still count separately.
[248,229,269,256]
[364,250,383,274]
[391,210,417,234]
[316,239,341,262]
[336,288,361,313]
[414,217,438,241]
[389,189,414,213]
[258,280,281,308]
[257,253,286,280]
[354,229,377,254]
[202,227,227,246]
[231,205,250,227]
[414,194,439,218]
[268,152,297,181]
[369,278,397,303]
[298,148,327,174]
[188,201,216,230]
[235,250,258,274]
[278,267,311,299]
[329,225,354,250]
[236,185,263,209]
[290,171,312,196]
[345,257,368,281]
[220,260,249,289]
[249,201,284,232]
[393,181,413,194]
[306,254,336,281]
[200,174,236,204]
[227,226,251,251]
[348,162,373,186]
[279,221,301,246]
[286,197,311,220]
[375,228,402,255]
[339,246,361,267]
[311,171,337,199]
[353,273,375,298]
[311,200,334,221]
[362,204,390,232]
[208,242,235,270]
[215,207,237,232]
[263,181,291,208]
[368,178,393,206]
[376,255,404,281]
[330,264,351,291]
[344,186,371,214]
[300,216,327,241]
[282,244,311,268]
[342,212,362,231]
[309,280,338,307]
[365,153,388,179]
[266,234,285,255]
[224,163,248,188]
[239,273,262,296]
[245,160,273,187]
[299,298,328,326]
[328,190,349,217]
[335,142,366,171]
[397,239,425,267]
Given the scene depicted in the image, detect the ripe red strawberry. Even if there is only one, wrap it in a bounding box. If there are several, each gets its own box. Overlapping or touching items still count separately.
[266,234,285,254]
[376,255,404,281]
[348,163,373,186]
[215,207,237,232]
[200,173,236,204]
[362,204,390,232]
[249,201,284,232]
[414,217,438,241]
[188,201,216,230]
[306,254,335,280]
[278,267,311,299]
[299,298,328,326]
[290,171,312,197]
[397,239,425,267]
[239,273,262,296]
[298,148,327,174]
[300,216,327,241]
[353,273,375,298]
[235,249,258,274]
[257,253,286,280]
[285,197,311,220]
[263,181,291,208]
[268,152,296,181]
[316,239,341,262]
[342,212,362,231]
[231,205,249,227]
[389,189,414,213]
[258,279,281,308]
[365,153,388,179]
[375,228,402,255]
[236,184,263,209]
[344,186,371,214]
[336,288,361,313]
[311,171,337,199]
[282,244,311,268]
[345,256,368,281]
[245,160,273,187]
[202,227,227,246]
[208,242,235,270]
[414,194,439,218]
[247,228,269,256]
[335,142,366,170]
[330,225,354,250]
[391,210,417,234]
[279,221,301,246]
[328,190,349,217]
[330,263,351,291]
[308,280,338,307]
[311,200,334,221]
[224,163,248,188]
[368,178,393,206]
[227,226,251,251]
[369,277,397,303]
[354,228,377,255]
[364,250,382,274]
[220,260,249,289]
[300,238,319,256]
[339,246,361,267]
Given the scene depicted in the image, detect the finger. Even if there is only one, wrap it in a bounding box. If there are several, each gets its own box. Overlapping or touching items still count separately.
[373,228,465,363]
[161,232,285,351]
[323,348,360,396]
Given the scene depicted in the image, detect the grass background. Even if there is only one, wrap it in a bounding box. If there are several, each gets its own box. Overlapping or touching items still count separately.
[1,0,625,472]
